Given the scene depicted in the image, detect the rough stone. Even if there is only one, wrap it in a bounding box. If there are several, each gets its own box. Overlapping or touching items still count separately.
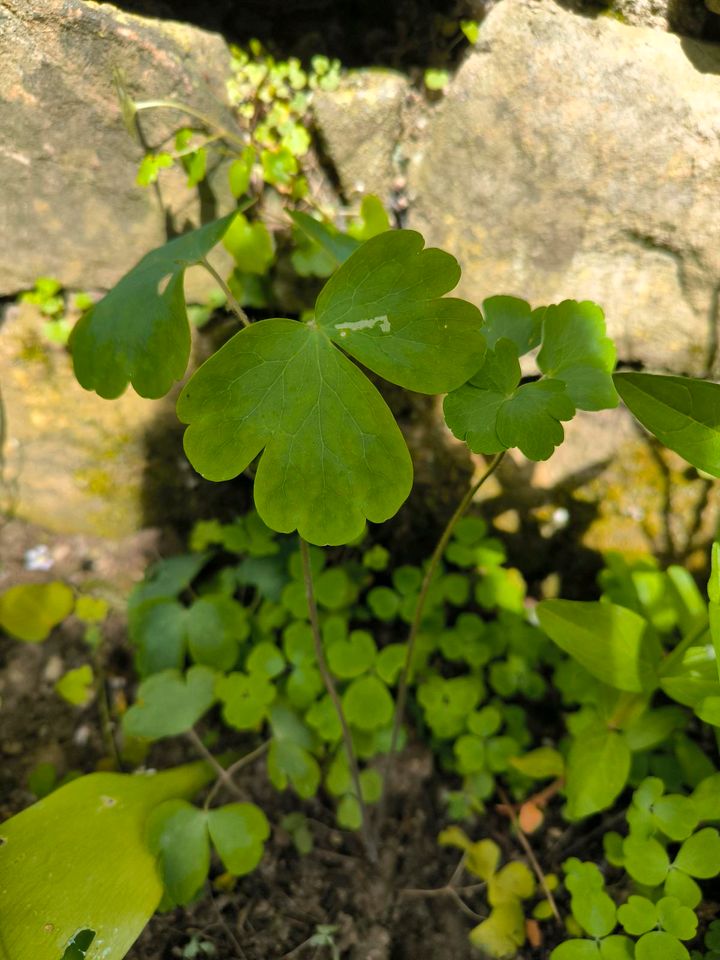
[408,0,720,376]
[312,70,412,204]
[554,0,709,34]
[0,0,238,297]
[0,302,207,538]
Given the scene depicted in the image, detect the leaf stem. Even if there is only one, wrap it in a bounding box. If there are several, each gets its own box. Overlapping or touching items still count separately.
[186,728,246,802]
[378,451,506,821]
[198,256,251,327]
[203,740,271,811]
[134,99,247,149]
[299,537,378,863]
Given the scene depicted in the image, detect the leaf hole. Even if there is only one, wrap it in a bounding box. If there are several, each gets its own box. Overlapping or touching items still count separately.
[100,795,117,807]
[61,928,96,959]
[0,836,6,846]
[156,273,172,296]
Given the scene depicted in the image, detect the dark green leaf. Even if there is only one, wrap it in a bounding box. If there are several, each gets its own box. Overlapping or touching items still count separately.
[71,213,238,398]
[614,372,720,476]
[146,799,209,905]
[122,666,216,740]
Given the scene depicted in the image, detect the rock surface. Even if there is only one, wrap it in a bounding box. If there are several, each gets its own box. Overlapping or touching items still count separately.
[0,0,237,297]
[408,0,720,376]
[312,70,411,204]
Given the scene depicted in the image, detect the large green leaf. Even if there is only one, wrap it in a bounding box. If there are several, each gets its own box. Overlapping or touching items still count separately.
[178,231,485,544]
[537,600,660,693]
[444,339,575,460]
[0,763,212,960]
[537,301,618,410]
[71,213,238,399]
[614,372,720,476]
[315,230,485,393]
[565,725,631,819]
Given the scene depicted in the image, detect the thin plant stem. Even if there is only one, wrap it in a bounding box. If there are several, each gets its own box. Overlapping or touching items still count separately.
[186,728,245,802]
[379,451,506,811]
[134,99,247,149]
[203,740,271,810]
[299,537,378,863]
[199,256,251,327]
[497,785,560,921]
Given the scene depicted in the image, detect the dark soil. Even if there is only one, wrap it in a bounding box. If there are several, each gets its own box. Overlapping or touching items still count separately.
[0,515,576,960]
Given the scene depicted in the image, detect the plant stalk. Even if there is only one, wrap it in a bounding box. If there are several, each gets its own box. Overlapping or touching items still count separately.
[199,256,251,327]
[299,537,378,863]
[134,99,247,149]
[379,451,506,818]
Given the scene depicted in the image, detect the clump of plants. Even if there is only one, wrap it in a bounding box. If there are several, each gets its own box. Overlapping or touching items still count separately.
[4,196,720,960]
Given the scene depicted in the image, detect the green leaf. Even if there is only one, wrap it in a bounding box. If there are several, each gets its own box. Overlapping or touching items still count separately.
[599,937,636,960]
[261,146,298,186]
[186,596,248,671]
[657,896,697,940]
[0,762,212,960]
[315,230,485,394]
[652,795,699,841]
[537,600,659,693]
[336,793,362,829]
[551,942,601,960]
[347,195,391,241]
[424,68,449,91]
[0,581,74,642]
[624,835,670,886]
[537,301,618,411]
[664,869,702,909]
[674,827,720,878]
[573,890,617,939]
[469,902,526,958]
[55,665,95,707]
[136,152,173,186]
[375,644,407,685]
[510,747,564,779]
[222,213,275,274]
[71,213,238,399]
[74,596,109,624]
[488,861,536,904]
[216,671,276,730]
[635,931,689,960]
[327,630,376,678]
[130,600,189,676]
[182,147,207,188]
[247,641,285,678]
[123,666,217,740]
[179,318,412,546]
[267,740,321,798]
[228,146,256,197]
[146,799,210,905]
[207,802,270,875]
[343,675,393,731]
[460,19,480,43]
[481,296,540,355]
[565,726,631,819]
[444,339,575,460]
[289,210,360,265]
[617,895,657,936]
[614,372,720,476]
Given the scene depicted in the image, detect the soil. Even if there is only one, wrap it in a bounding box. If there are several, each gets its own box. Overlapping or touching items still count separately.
[0,514,573,960]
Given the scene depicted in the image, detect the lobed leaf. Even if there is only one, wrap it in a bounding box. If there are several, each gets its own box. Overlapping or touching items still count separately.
[71,213,239,399]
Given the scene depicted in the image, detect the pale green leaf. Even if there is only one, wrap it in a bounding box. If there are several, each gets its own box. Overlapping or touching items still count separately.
[0,581,74,643]
[0,763,212,960]
[55,665,95,707]
[537,600,659,693]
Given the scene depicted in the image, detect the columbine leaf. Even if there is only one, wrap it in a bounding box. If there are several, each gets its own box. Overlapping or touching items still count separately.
[207,802,270,876]
[178,319,412,545]
[444,339,575,460]
[71,212,239,399]
[122,666,217,740]
[537,300,618,410]
[146,799,210,906]
[614,372,720,475]
[315,230,486,393]
[481,295,542,355]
